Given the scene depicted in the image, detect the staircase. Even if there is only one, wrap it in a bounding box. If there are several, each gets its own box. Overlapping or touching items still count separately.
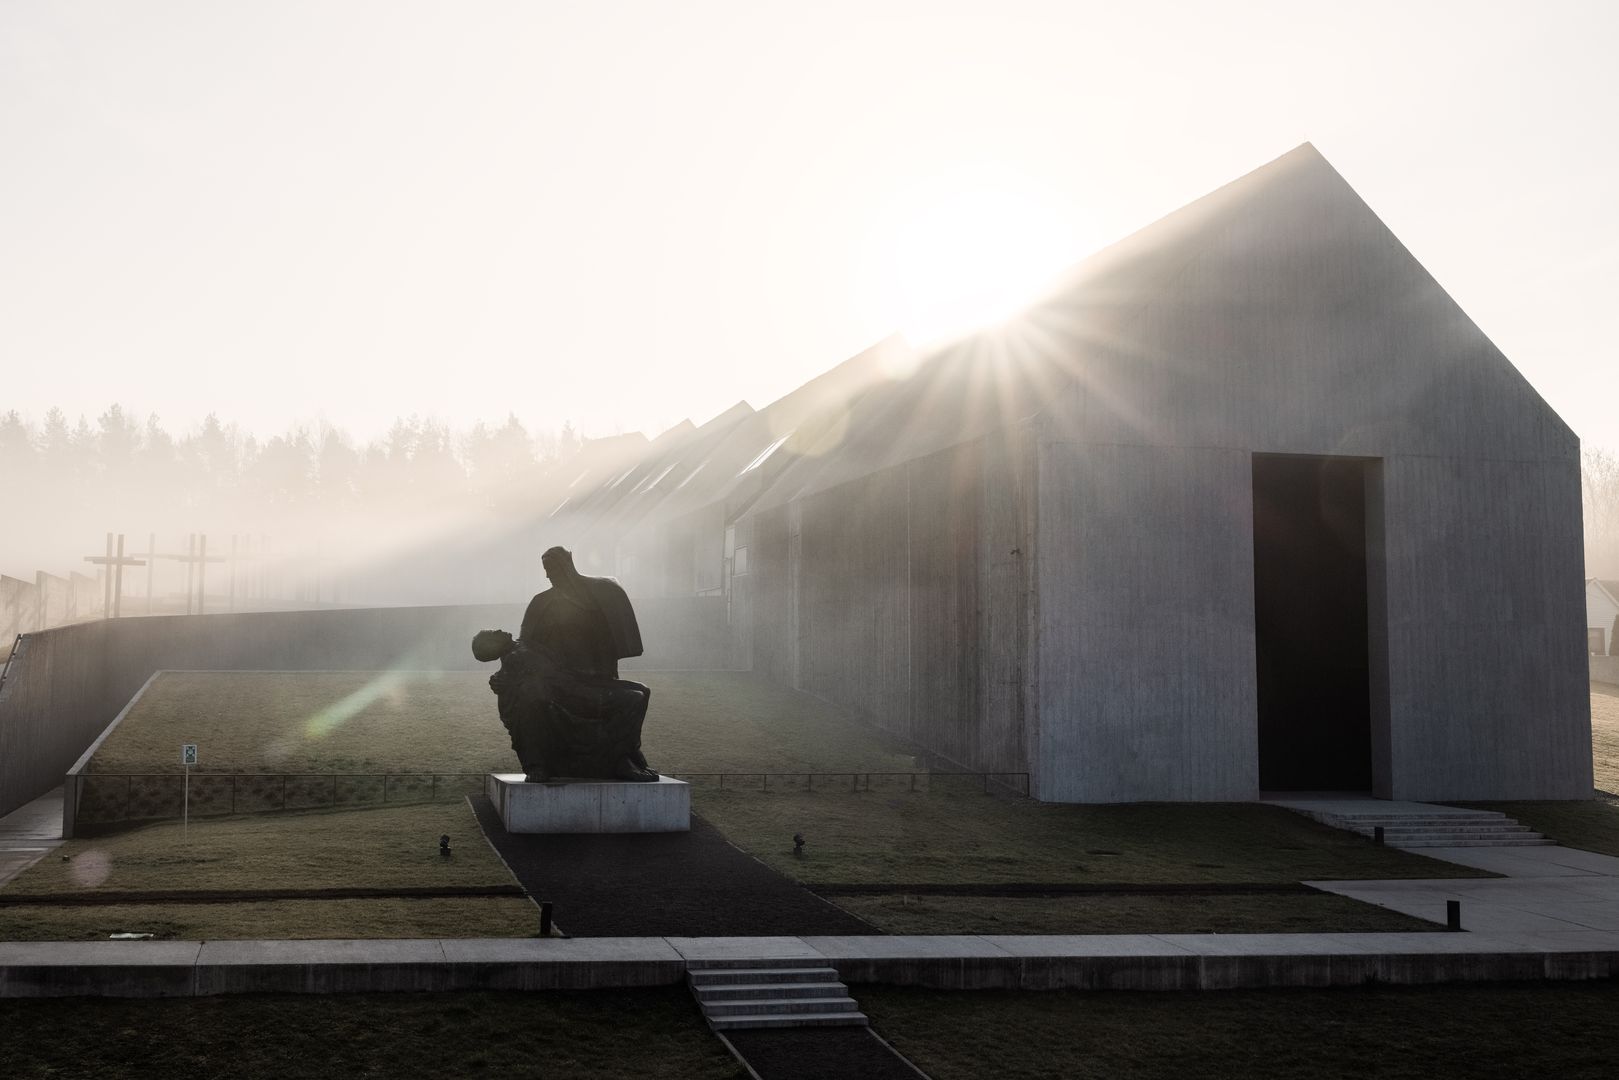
[1278,800,1553,848]
[687,958,869,1031]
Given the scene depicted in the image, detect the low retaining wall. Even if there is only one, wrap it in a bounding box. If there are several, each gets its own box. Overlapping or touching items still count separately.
[0,598,736,818]
[0,934,1614,998]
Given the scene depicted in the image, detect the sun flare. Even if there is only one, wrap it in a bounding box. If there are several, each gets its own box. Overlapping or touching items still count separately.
[883,181,1087,350]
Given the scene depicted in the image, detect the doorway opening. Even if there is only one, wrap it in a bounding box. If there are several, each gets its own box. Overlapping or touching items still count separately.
[1252,454,1373,791]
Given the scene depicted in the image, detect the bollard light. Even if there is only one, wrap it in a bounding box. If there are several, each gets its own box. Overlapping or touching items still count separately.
[439,834,452,858]
[1447,899,1462,931]
[793,832,806,857]
[540,901,554,937]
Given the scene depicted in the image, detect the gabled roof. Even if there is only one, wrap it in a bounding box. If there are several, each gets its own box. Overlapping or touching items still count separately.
[554,142,1578,539]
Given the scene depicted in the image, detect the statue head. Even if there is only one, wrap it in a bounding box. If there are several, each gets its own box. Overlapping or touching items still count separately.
[471,628,515,663]
[541,545,578,584]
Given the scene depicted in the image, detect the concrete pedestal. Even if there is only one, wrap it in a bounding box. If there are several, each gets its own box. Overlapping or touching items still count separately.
[485,773,690,834]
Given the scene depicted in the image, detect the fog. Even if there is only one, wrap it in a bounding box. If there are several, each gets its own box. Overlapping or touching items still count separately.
[0,405,599,614]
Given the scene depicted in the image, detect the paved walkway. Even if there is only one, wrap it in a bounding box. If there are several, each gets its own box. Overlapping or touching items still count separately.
[0,787,63,889]
[6,791,1619,999]
[3,929,1617,998]
[1265,793,1619,933]
[469,795,872,936]
[1310,844,1619,934]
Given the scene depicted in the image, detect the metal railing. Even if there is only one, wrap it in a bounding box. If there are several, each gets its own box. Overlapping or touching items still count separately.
[669,771,1030,796]
[69,771,487,830]
[0,631,22,696]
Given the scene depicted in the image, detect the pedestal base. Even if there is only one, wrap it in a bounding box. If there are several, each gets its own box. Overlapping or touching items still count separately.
[484,773,691,834]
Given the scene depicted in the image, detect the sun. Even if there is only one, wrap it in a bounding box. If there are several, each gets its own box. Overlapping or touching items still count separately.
[881,179,1087,351]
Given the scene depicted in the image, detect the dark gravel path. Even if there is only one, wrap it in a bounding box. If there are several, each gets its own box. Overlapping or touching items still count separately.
[469,795,875,936]
[725,1029,926,1079]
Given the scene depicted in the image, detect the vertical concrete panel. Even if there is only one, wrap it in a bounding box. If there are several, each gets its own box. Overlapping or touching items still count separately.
[799,468,913,741]
[747,508,793,683]
[976,429,1033,773]
[1035,441,1258,802]
[1364,460,1395,798]
[907,444,980,761]
[1382,455,1592,799]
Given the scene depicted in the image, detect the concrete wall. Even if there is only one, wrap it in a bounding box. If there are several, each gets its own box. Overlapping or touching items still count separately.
[1589,654,1619,687]
[0,597,734,817]
[1,575,40,642]
[742,430,1034,777]
[1025,145,1590,802]
[1033,442,1260,802]
[1588,582,1618,655]
[1380,457,1592,800]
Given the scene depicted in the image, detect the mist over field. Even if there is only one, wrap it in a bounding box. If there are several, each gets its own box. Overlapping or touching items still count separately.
[0,405,585,603]
[5,403,1619,593]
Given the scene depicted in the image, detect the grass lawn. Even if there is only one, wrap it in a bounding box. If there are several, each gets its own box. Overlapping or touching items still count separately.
[89,670,919,776]
[0,989,745,1080]
[861,982,1619,1080]
[838,891,1440,934]
[0,897,535,941]
[7,800,513,894]
[1592,681,1619,792]
[692,789,1486,886]
[1469,794,1619,858]
[0,800,535,940]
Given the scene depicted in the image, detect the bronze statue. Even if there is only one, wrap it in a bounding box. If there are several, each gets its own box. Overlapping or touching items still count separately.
[473,547,657,782]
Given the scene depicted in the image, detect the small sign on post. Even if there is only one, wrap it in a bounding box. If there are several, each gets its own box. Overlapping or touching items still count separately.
[181,744,198,836]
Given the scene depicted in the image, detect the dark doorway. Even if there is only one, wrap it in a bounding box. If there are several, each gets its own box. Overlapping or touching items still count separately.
[1252,454,1373,791]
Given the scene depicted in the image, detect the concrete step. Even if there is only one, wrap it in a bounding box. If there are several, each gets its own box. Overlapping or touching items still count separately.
[1390,837,1557,848]
[1372,835,1547,841]
[688,957,867,1032]
[686,957,832,970]
[1326,817,1510,829]
[708,1012,870,1031]
[696,982,849,1002]
[1281,802,1557,851]
[688,966,839,986]
[1353,835,1541,841]
[703,997,862,1018]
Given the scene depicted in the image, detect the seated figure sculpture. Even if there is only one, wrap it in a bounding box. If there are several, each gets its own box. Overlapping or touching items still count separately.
[473,545,658,783]
[474,629,658,782]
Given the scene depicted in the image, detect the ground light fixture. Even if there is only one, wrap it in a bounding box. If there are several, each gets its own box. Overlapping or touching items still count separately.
[793,832,806,857]
[439,834,452,857]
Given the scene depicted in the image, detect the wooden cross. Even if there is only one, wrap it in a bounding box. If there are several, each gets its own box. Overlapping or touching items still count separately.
[141,534,226,614]
[154,534,227,614]
[129,533,158,615]
[82,533,146,619]
[222,533,273,610]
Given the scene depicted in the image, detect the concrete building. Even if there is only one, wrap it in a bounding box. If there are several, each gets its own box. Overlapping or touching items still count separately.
[558,143,1593,804]
[1589,579,1619,656]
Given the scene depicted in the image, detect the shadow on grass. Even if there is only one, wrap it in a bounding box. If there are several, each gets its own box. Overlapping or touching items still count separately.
[863,982,1619,1080]
[0,989,746,1080]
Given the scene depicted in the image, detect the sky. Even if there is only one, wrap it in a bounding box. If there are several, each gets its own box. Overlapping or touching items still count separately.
[3,0,1617,448]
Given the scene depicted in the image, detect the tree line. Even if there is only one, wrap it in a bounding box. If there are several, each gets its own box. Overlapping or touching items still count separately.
[0,406,581,517]
[0,406,586,578]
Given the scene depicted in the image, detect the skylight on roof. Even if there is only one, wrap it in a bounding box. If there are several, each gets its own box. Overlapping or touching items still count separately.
[739,432,793,476]
[674,462,707,490]
[548,496,570,518]
[635,463,678,494]
[606,467,636,490]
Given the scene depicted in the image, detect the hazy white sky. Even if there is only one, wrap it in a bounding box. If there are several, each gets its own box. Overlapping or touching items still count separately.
[3,1,1616,447]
